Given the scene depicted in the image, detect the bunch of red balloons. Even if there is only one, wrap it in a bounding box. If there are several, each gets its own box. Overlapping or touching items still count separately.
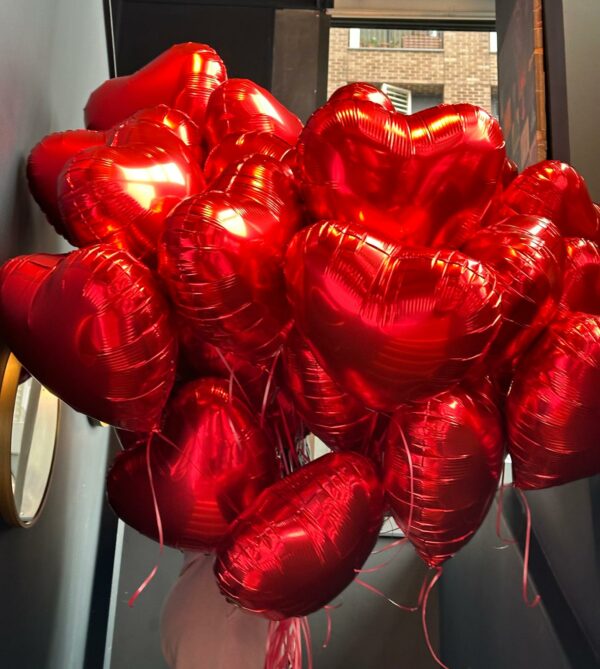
[1,43,599,624]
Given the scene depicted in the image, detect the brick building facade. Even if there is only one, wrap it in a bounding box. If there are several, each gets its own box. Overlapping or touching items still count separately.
[327,28,498,115]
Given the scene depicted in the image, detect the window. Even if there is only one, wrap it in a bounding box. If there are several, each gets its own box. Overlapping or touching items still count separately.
[349,28,444,50]
[490,32,498,53]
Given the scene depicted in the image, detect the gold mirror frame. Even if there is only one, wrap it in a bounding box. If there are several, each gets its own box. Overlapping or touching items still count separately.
[0,347,60,527]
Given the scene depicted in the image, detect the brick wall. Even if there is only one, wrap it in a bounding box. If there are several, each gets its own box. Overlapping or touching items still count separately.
[328,28,498,114]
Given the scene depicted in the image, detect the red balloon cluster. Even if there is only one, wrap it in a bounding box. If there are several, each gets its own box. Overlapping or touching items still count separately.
[2,44,599,625]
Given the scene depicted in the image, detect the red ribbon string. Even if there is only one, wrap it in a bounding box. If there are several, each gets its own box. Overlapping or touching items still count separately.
[495,467,518,545]
[515,487,541,608]
[260,350,280,429]
[394,417,415,538]
[354,577,421,613]
[128,431,164,607]
[421,567,449,669]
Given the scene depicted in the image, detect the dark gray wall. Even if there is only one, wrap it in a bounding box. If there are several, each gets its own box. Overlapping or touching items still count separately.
[0,2,112,668]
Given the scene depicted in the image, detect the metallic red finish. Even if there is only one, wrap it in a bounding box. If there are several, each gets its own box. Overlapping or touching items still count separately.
[493,160,599,240]
[384,384,504,567]
[108,378,279,550]
[214,452,384,620]
[26,129,105,234]
[560,238,600,315]
[285,221,502,411]
[107,104,204,163]
[204,131,293,184]
[281,328,382,452]
[159,155,300,361]
[507,312,600,489]
[58,133,205,262]
[463,215,565,367]
[0,246,177,431]
[85,43,227,130]
[502,158,519,188]
[203,79,303,151]
[297,101,506,246]
[327,82,395,111]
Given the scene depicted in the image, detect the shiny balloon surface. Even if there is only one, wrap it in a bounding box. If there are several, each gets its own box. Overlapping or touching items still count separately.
[85,43,227,130]
[463,215,565,367]
[59,137,205,261]
[507,312,600,489]
[384,384,504,567]
[203,79,303,151]
[285,221,502,410]
[108,378,279,550]
[298,102,506,246]
[215,452,384,619]
[327,82,395,111]
[0,246,177,431]
[159,156,300,360]
[560,238,600,314]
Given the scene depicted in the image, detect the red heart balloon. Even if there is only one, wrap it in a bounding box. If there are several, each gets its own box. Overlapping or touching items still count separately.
[85,43,227,130]
[560,237,600,313]
[383,383,503,567]
[27,129,105,235]
[58,137,205,262]
[108,378,279,550]
[204,131,293,185]
[107,104,204,163]
[297,101,506,245]
[203,79,303,151]
[328,82,395,111]
[214,451,384,619]
[463,215,565,367]
[507,312,600,489]
[159,156,300,361]
[285,221,502,411]
[281,328,382,452]
[0,245,177,430]
[492,160,599,240]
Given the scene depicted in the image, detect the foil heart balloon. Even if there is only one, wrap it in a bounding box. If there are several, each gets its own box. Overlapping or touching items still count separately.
[108,378,279,550]
[203,79,303,151]
[159,156,300,360]
[462,215,565,367]
[214,451,384,619]
[383,383,504,567]
[281,328,382,452]
[58,137,205,262]
[0,245,177,431]
[507,312,600,489]
[85,43,227,130]
[107,104,204,163]
[297,101,506,245]
[204,131,293,184]
[328,82,395,111]
[285,221,502,411]
[27,129,105,234]
[492,160,599,240]
[560,238,600,313]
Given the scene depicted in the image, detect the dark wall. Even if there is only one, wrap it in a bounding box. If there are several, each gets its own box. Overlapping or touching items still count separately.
[0,2,114,667]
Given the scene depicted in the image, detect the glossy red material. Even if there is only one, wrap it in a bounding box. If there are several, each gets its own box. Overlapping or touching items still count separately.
[384,384,504,567]
[463,215,565,367]
[285,221,502,410]
[297,102,506,245]
[502,158,519,188]
[58,132,205,262]
[27,129,105,234]
[281,328,381,452]
[85,43,227,130]
[327,82,395,111]
[493,160,599,240]
[560,238,600,314]
[203,79,303,151]
[507,312,600,489]
[159,155,300,360]
[108,378,279,550]
[214,452,384,619]
[107,104,204,163]
[204,131,293,184]
[0,246,177,431]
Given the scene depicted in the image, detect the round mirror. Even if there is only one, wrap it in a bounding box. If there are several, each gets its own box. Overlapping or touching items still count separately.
[0,348,60,527]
